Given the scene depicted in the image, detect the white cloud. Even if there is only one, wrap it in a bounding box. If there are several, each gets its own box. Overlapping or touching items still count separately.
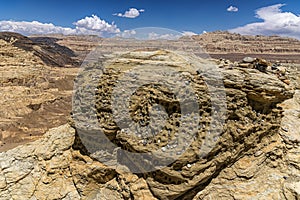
[113,8,145,18]
[116,29,137,38]
[148,32,181,40]
[116,29,184,40]
[0,20,75,35]
[0,15,120,36]
[227,6,238,12]
[229,4,300,39]
[182,31,197,36]
[73,15,120,34]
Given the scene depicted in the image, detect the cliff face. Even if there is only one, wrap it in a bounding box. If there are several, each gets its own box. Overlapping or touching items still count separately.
[30,34,101,64]
[193,31,300,54]
[0,32,80,67]
[192,31,300,63]
[0,50,298,199]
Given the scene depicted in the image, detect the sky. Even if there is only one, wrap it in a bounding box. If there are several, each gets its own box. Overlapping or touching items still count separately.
[0,0,300,39]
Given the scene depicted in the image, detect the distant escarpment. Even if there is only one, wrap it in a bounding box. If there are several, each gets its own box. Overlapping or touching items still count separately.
[191,31,300,63]
[32,31,300,64]
[0,32,80,67]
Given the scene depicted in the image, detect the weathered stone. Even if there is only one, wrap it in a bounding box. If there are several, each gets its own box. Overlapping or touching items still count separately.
[71,49,296,199]
[0,48,299,200]
[242,56,256,63]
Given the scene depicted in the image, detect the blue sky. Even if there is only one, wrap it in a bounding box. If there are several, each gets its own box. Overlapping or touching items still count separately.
[0,0,300,38]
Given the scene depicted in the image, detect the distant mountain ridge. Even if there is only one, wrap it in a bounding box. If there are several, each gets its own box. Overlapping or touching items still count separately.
[48,31,300,64]
[1,31,300,64]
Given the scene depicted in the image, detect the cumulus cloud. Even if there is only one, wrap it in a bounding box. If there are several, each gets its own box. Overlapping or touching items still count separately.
[116,28,186,40]
[117,31,181,40]
[229,4,300,39]
[0,15,120,36]
[0,20,75,35]
[73,15,120,34]
[116,29,137,38]
[148,32,181,40]
[227,6,238,12]
[113,8,145,18]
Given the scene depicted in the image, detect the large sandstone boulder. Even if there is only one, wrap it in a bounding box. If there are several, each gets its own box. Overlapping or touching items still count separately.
[0,49,299,199]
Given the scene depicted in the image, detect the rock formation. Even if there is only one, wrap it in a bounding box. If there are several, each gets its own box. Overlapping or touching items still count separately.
[192,31,300,63]
[0,49,299,199]
[0,32,80,67]
[30,34,102,64]
[0,35,77,151]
